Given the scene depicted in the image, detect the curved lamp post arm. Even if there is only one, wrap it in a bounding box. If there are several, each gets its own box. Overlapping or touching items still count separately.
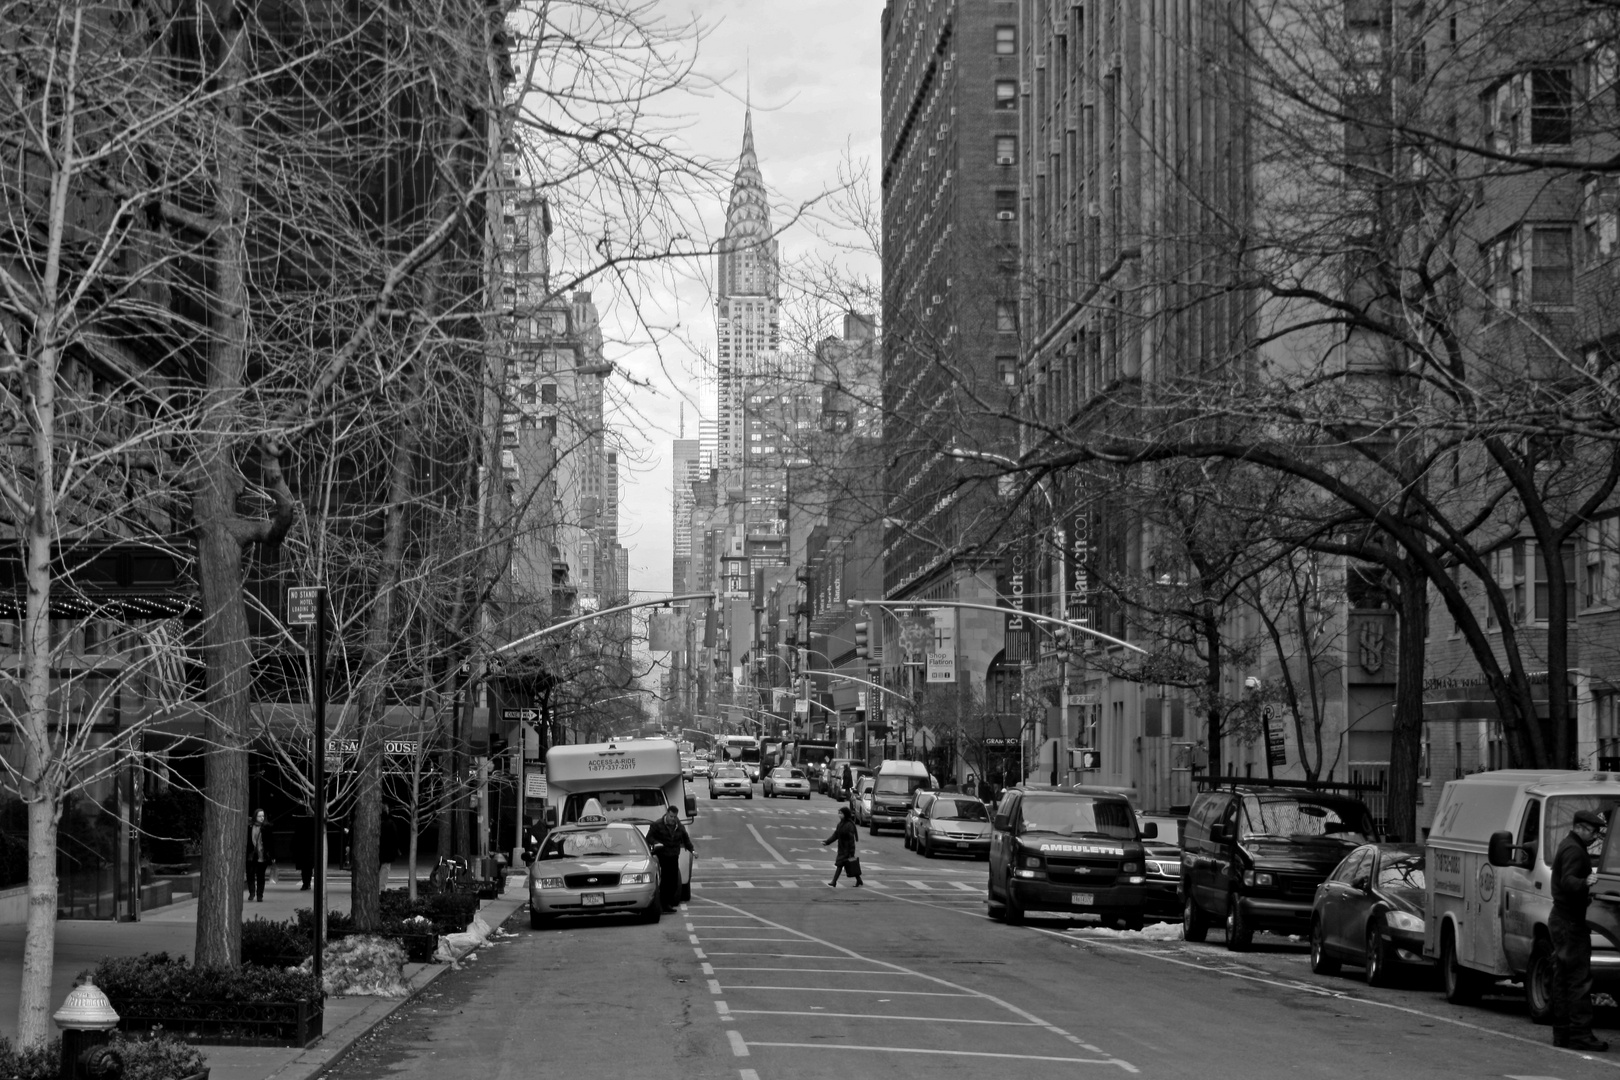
[850,598,1147,655]
[493,592,717,656]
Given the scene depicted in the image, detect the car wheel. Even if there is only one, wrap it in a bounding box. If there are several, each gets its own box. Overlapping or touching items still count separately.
[1004,879,1025,925]
[904,831,914,851]
[1441,923,1481,1005]
[642,901,662,924]
[922,837,934,858]
[1365,924,1395,988]
[746,793,753,800]
[869,825,880,836]
[1183,892,1209,943]
[1310,917,1340,976]
[1526,935,1554,1023]
[1224,893,1253,951]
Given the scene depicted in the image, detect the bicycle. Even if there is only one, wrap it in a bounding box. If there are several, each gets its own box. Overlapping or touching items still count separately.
[428,855,471,893]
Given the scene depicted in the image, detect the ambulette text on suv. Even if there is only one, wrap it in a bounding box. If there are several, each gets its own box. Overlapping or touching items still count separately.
[988,786,1155,930]
[1181,785,1375,951]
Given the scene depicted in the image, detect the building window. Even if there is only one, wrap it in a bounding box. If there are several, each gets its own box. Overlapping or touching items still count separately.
[1528,226,1575,305]
[995,80,1017,109]
[995,135,1016,165]
[519,384,536,405]
[1585,177,1618,267]
[1533,542,1575,622]
[1587,517,1620,608]
[996,356,1017,386]
[995,302,1017,334]
[540,382,558,404]
[1487,540,1525,627]
[1482,69,1573,151]
[1484,233,1517,317]
[994,189,1017,221]
[994,25,1015,54]
[1598,692,1620,768]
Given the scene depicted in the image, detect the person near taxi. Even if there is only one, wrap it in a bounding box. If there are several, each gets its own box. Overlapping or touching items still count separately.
[1551,808,1609,1052]
[647,805,693,912]
[824,807,862,888]
[521,817,544,866]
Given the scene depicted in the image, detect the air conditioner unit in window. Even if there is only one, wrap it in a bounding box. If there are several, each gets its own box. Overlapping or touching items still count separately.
[996,210,1016,220]
[997,155,1015,165]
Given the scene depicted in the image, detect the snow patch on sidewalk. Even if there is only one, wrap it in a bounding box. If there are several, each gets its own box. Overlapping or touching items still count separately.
[1065,921,1185,942]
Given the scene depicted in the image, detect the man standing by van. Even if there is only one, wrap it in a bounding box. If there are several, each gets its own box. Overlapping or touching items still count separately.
[1551,808,1609,1052]
[647,805,694,913]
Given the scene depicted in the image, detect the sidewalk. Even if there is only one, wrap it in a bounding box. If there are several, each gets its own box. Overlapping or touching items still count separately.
[0,866,530,1080]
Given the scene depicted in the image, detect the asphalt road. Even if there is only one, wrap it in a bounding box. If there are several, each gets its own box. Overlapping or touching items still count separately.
[322,789,1620,1080]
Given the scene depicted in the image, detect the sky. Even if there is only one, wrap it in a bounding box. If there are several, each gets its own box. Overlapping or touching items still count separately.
[588,0,882,599]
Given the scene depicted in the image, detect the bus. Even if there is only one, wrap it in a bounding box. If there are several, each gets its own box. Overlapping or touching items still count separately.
[789,739,839,789]
[720,735,761,781]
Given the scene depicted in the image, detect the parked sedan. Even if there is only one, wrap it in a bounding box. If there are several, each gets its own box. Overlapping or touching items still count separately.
[915,794,991,858]
[851,775,876,826]
[1310,843,1431,986]
[708,765,752,799]
[904,790,939,850]
[529,814,659,928]
[763,766,812,799]
[1139,814,1182,922]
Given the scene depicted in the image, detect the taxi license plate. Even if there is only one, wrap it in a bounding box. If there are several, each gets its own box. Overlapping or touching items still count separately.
[582,893,605,907]
[1072,893,1094,906]
[956,842,969,848]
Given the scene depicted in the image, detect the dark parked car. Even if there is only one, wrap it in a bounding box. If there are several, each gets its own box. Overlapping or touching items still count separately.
[1310,843,1431,985]
[1139,814,1182,922]
[1181,786,1375,951]
[988,786,1155,930]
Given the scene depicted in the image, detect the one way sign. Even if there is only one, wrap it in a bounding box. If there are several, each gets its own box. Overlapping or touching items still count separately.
[502,708,540,724]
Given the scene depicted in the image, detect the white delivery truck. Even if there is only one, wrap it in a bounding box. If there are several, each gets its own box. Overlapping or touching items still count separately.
[544,739,699,901]
[1424,769,1620,1019]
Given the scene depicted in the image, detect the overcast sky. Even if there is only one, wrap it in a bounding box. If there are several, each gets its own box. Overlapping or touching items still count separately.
[592,0,882,598]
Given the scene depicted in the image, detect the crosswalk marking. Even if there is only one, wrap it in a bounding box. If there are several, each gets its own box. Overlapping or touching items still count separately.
[948,881,978,891]
[905,880,933,890]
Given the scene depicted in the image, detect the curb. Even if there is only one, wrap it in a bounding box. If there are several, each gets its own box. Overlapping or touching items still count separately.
[259,887,529,1080]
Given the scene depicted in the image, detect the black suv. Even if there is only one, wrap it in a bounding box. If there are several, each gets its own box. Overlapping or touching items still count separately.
[1180,786,1375,951]
[987,786,1155,929]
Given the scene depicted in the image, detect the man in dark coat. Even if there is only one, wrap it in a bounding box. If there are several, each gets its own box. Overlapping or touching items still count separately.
[245,809,272,902]
[1551,808,1609,1051]
[646,805,694,912]
[823,807,862,887]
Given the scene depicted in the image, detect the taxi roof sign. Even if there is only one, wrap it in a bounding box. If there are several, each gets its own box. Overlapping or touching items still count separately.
[577,797,607,823]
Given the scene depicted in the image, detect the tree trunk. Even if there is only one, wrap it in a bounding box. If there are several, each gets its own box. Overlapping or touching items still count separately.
[193,13,252,968]
[1386,562,1427,842]
[1203,610,1223,779]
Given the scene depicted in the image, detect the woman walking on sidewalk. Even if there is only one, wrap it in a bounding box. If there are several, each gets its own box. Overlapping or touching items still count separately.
[824,807,862,887]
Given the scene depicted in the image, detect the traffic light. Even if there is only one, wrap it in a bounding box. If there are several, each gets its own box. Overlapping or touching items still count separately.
[854,621,869,659]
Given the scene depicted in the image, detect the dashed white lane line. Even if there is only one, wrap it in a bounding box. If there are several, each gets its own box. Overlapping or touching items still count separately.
[947,881,978,891]
[708,979,724,995]
[739,1071,760,1080]
[701,963,714,975]
[715,1000,730,1018]
[694,895,1137,1072]
[741,1041,1135,1068]
[746,824,788,863]
[727,1030,750,1057]
[736,881,756,889]
[688,934,701,945]
[713,967,925,976]
[725,1008,1042,1026]
[699,936,805,942]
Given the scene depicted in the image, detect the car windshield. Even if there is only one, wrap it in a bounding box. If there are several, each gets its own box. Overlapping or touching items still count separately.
[932,799,988,822]
[539,829,647,860]
[1020,796,1136,839]
[562,789,667,825]
[715,767,745,778]
[875,776,929,796]
[1239,796,1371,844]
[1377,854,1426,893]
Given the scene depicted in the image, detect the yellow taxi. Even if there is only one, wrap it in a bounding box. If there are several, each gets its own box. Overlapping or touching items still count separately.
[529,799,661,928]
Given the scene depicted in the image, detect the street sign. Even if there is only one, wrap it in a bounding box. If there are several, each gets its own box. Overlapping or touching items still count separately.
[502,707,540,724]
[926,652,955,682]
[525,769,547,799]
[1264,706,1288,767]
[287,587,321,625]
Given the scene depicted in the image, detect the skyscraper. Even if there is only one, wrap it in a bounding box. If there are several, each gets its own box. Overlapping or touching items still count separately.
[715,113,781,495]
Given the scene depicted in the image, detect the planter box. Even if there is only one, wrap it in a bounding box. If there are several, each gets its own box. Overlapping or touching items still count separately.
[116,997,323,1047]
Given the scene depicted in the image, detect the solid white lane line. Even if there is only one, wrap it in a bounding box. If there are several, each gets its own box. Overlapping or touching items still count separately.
[717,986,972,997]
[742,1041,1135,1068]
[726,1009,1041,1026]
[727,1031,749,1057]
[711,967,926,976]
[701,952,867,960]
[746,824,788,863]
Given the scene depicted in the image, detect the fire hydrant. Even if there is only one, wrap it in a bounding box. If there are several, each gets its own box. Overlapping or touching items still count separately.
[53,978,123,1080]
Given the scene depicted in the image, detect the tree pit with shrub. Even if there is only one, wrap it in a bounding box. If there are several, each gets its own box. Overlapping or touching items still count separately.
[92,953,323,1047]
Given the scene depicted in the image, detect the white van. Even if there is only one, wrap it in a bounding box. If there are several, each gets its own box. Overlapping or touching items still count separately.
[868,760,936,833]
[544,739,698,900]
[1424,770,1620,1018]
